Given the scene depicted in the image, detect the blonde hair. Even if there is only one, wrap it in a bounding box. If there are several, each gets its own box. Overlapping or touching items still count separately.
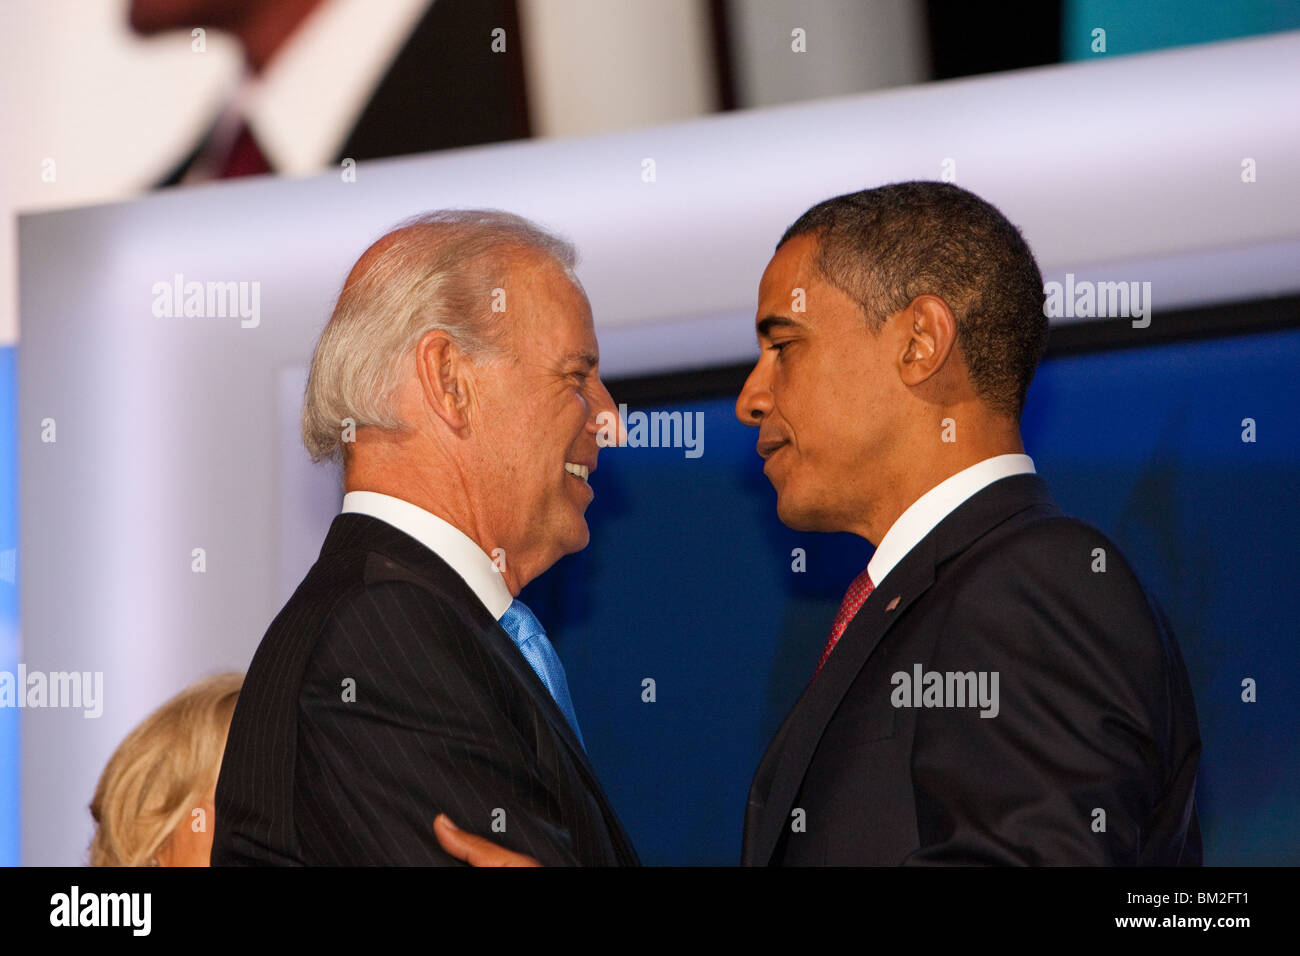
[88,672,242,866]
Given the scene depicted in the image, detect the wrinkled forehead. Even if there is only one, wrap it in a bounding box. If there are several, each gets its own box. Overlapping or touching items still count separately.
[502,252,598,350]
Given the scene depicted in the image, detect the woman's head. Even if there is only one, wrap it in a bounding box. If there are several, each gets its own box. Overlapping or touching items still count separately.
[89,671,242,866]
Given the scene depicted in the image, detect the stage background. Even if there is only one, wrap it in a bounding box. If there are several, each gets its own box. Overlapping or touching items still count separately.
[9,29,1300,865]
[525,322,1300,864]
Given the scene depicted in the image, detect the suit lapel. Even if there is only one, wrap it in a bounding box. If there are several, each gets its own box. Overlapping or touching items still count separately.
[473,607,641,861]
[743,474,1060,865]
[744,545,937,865]
[323,514,638,862]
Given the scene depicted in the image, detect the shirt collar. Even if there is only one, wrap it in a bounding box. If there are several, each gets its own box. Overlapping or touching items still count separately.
[866,454,1037,588]
[341,490,513,620]
[245,0,433,175]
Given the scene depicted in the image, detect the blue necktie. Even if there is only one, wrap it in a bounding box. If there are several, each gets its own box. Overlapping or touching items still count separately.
[498,599,585,749]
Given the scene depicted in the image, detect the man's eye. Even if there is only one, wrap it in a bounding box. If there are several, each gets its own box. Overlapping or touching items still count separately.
[769,341,791,353]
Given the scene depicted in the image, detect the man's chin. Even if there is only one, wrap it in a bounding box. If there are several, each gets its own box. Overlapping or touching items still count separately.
[560,518,591,555]
[774,498,808,532]
[774,495,829,533]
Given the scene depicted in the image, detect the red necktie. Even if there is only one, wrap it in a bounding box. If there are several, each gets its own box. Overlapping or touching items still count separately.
[219,123,271,179]
[816,567,874,676]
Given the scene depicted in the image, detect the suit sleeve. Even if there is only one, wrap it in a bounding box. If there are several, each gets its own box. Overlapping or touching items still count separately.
[903,519,1194,865]
[292,579,581,865]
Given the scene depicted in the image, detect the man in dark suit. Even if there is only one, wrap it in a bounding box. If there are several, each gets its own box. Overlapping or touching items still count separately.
[735,182,1201,865]
[212,209,637,866]
[433,181,1202,867]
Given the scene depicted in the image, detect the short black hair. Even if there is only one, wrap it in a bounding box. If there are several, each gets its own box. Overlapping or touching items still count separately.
[778,181,1047,420]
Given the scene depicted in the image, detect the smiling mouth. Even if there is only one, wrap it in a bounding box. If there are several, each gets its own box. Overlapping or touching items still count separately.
[564,462,590,482]
[757,440,788,460]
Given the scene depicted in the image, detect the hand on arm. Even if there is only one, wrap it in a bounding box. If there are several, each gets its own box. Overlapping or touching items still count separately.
[434,814,542,866]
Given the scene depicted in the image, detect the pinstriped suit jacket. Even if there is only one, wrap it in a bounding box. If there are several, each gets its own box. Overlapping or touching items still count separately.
[211,513,638,866]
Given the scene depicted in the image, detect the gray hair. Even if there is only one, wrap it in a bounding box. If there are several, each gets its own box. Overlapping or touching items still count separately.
[302,209,577,462]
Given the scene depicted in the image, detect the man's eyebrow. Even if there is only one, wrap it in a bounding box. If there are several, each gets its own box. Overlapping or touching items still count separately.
[561,350,599,369]
[756,315,804,339]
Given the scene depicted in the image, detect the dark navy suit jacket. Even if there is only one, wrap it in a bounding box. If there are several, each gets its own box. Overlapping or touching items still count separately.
[742,474,1202,866]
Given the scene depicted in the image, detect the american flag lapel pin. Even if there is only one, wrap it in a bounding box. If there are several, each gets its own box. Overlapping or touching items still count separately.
[885,595,901,612]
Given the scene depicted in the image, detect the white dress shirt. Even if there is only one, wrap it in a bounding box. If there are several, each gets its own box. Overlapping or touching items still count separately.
[341,490,512,620]
[251,0,432,174]
[866,454,1037,588]
[185,0,433,181]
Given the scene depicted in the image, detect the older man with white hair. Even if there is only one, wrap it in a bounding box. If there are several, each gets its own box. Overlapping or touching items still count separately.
[212,210,638,866]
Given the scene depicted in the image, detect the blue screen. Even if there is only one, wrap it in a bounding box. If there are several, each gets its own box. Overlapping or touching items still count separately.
[521,326,1300,865]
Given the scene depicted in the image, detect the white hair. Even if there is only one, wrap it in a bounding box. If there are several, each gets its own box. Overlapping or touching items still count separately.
[301,210,577,463]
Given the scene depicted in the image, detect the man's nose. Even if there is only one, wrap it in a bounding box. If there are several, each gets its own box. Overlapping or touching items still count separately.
[588,376,626,447]
[735,359,771,427]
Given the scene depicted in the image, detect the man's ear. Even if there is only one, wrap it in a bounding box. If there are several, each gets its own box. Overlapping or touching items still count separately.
[414,330,472,431]
[898,294,957,387]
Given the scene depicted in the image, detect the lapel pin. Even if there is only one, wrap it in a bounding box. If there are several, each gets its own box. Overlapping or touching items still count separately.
[885,595,901,612]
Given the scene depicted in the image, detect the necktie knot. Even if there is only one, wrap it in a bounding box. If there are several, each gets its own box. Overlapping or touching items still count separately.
[816,567,875,676]
[499,598,545,645]
[499,599,585,748]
